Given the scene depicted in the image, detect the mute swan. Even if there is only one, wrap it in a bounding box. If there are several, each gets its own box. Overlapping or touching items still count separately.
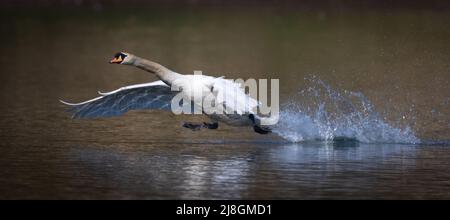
[60,52,271,134]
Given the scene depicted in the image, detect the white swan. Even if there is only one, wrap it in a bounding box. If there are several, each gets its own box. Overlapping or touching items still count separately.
[60,52,271,134]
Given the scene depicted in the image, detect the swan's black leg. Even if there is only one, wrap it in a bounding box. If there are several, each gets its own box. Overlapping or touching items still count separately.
[182,122,203,131]
[249,114,271,134]
[203,122,219,129]
[249,114,256,124]
[253,125,271,134]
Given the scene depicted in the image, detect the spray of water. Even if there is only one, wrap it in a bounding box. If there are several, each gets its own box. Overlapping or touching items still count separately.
[273,76,420,144]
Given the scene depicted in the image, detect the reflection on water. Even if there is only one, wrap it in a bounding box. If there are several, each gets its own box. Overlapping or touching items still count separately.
[10,141,441,199]
[0,6,449,199]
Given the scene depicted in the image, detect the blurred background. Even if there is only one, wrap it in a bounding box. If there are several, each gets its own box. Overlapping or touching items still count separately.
[0,0,449,199]
[1,0,449,141]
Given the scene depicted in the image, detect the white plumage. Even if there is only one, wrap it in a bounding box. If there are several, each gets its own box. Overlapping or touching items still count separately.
[60,52,271,134]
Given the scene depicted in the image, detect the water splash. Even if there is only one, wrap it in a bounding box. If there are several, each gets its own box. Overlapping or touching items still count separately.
[274,76,420,144]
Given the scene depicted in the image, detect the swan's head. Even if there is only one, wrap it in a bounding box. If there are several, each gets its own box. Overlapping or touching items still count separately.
[109,52,135,65]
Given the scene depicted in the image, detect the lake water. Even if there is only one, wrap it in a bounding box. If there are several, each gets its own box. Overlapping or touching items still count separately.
[0,6,449,199]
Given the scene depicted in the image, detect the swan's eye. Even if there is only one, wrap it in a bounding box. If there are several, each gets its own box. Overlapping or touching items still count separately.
[114,53,124,58]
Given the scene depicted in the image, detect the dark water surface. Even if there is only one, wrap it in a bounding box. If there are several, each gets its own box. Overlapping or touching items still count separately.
[0,6,449,199]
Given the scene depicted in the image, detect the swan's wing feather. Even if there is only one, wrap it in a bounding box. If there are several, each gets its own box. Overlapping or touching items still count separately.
[60,81,177,118]
[212,78,260,114]
[97,80,168,96]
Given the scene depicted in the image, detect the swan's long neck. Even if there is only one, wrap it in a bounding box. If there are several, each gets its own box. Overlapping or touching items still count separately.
[132,57,181,85]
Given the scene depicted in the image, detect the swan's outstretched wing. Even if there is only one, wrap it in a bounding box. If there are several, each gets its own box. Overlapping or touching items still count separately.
[60,80,178,118]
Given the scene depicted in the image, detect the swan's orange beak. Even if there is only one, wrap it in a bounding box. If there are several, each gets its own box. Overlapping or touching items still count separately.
[109,56,123,64]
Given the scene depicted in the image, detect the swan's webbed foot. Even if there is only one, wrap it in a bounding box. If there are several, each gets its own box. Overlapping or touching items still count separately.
[203,122,219,129]
[249,114,271,134]
[182,122,219,130]
[253,125,271,134]
[182,122,203,131]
